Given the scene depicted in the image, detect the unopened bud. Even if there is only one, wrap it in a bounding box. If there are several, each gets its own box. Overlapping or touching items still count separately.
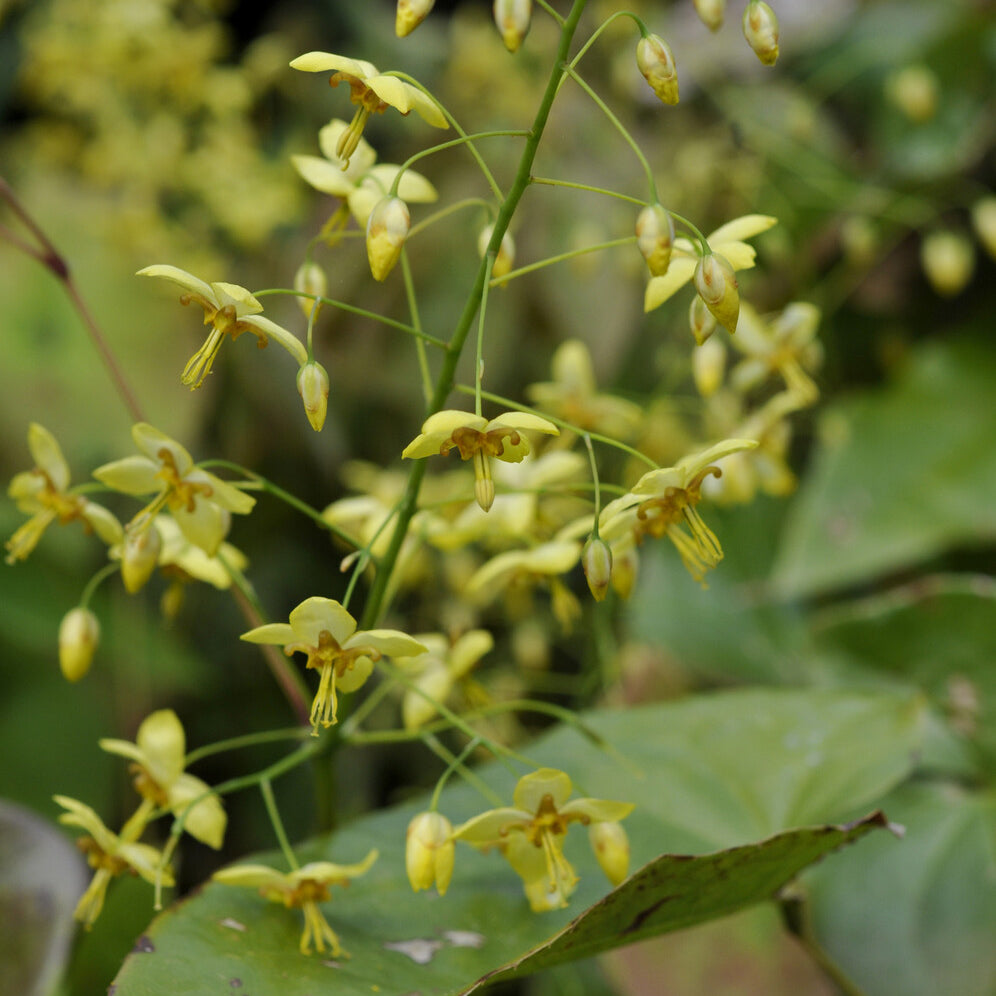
[59,607,100,682]
[636,204,675,277]
[694,253,740,334]
[636,34,679,106]
[971,197,996,261]
[689,293,718,345]
[396,0,435,37]
[472,452,496,512]
[293,261,327,319]
[886,64,938,123]
[921,231,975,297]
[366,197,410,282]
[582,537,613,602]
[493,0,532,53]
[589,821,630,886]
[297,361,330,431]
[693,336,726,398]
[406,812,455,895]
[478,224,516,282]
[611,544,639,600]
[693,0,726,32]
[743,2,780,67]
[121,521,162,593]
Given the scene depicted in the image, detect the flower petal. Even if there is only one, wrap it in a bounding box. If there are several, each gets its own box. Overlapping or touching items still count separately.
[138,265,216,305]
[317,120,377,176]
[560,798,635,824]
[132,424,195,474]
[172,499,230,556]
[81,502,124,545]
[708,214,777,245]
[92,455,161,495]
[241,622,296,645]
[213,864,290,890]
[289,596,357,646]
[514,768,573,811]
[335,653,374,693]
[291,850,378,885]
[292,154,358,197]
[168,773,227,849]
[187,469,256,515]
[289,52,378,77]
[452,808,531,845]
[644,258,697,312]
[209,281,263,317]
[346,629,427,658]
[27,424,71,491]
[136,709,186,788]
[240,315,308,366]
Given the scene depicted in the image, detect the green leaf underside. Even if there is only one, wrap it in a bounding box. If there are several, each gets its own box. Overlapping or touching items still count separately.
[110,690,922,995]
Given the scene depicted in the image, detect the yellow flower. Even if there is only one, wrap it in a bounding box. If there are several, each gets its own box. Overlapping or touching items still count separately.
[729,302,822,404]
[636,34,679,106]
[292,119,437,228]
[526,340,643,440]
[138,265,307,389]
[396,0,436,38]
[403,409,559,512]
[366,196,410,282]
[213,851,378,956]
[743,1,780,67]
[452,768,633,912]
[406,811,454,895]
[54,795,174,928]
[600,439,757,584]
[99,709,227,849]
[290,51,448,166]
[94,423,256,557]
[644,215,777,313]
[6,423,122,564]
[494,0,533,53]
[241,597,427,735]
[394,630,493,729]
[693,252,740,334]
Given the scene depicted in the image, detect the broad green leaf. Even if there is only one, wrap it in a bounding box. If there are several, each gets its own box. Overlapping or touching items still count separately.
[0,800,87,996]
[805,782,996,996]
[771,338,996,598]
[810,574,996,767]
[110,690,922,995]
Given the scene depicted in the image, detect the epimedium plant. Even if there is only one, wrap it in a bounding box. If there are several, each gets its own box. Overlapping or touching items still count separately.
[0,1,920,992]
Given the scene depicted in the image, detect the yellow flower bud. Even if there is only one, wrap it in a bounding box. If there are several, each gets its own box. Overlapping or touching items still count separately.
[297,361,330,432]
[636,34,679,106]
[59,607,100,682]
[611,545,638,600]
[396,0,435,37]
[121,522,162,594]
[693,0,726,32]
[493,0,532,53]
[921,231,975,297]
[293,261,327,319]
[478,224,516,282]
[636,204,675,277]
[694,253,740,334]
[689,293,718,345]
[405,811,455,896]
[886,65,938,123]
[589,820,630,886]
[693,336,726,398]
[366,197,410,282]
[743,1,780,67]
[582,537,613,602]
[971,197,996,261]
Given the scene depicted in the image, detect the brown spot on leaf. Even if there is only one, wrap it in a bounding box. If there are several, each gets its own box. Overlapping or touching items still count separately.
[133,935,155,953]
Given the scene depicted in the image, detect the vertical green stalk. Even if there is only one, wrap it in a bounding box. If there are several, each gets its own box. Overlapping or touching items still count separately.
[358,0,590,632]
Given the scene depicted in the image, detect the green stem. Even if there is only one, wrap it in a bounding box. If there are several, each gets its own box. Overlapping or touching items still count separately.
[391,130,530,197]
[583,432,602,532]
[457,383,659,469]
[529,175,645,206]
[475,253,496,416]
[78,562,118,609]
[535,0,565,25]
[253,289,447,348]
[566,10,645,75]
[425,735,502,809]
[261,778,299,870]
[358,0,590,633]
[401,248,433,405]
[561,65,657,202]
[184,727,311,767]
[492,235,635,285]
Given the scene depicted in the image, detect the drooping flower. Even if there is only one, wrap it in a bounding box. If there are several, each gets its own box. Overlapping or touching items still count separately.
[743,1,780,66]
[93,423,255,557]
[290,52,448,167]
[644,215,777,314]
[292,119,437,229]
[365,195,410,281]
[452,768,633,912]
[394,629,493,730]
[241,597,427,735]
[99,709,227,849]
[396,0,436,38]
[54,795,174,928]
[406,812,454,895]
[138,265,307,389]
[6,423,122,564]
[600,439,757,584]
[636,34,679,106]
[693,252,740,334]
[494,0,533,53]
[213,851,378,956]
[58,607,101,682]
[402,410,559,512]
